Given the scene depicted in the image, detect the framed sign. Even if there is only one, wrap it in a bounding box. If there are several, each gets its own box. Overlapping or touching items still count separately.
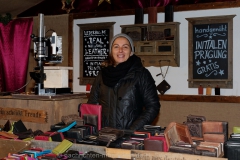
[78,22,115,85]
[186,15,235,88]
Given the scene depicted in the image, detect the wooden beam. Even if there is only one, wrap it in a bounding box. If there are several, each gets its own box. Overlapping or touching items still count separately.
[159,94,240,103]
[72,1,240,19]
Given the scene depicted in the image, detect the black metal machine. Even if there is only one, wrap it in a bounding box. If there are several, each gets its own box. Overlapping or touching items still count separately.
[30,13,70,95]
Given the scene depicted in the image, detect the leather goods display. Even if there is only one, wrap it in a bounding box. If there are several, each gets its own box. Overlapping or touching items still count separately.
[164,122,193,149]
[187,114,206,123]
[157,80,171,95]
[61,114,84,126]
[52,139,73,155]
[183,121,203,138]
[97,127,125,147]
[78,103,102,131]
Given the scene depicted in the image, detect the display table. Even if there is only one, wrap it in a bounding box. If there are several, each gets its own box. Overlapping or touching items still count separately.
[30,140,227,160]
[0,93,88,132]
[155,94,240,137]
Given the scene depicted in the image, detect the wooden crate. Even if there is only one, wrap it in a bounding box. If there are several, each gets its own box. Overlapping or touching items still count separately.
[0,94,88,132]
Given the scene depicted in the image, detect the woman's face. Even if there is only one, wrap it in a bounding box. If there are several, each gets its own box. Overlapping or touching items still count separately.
[111,37,132,66]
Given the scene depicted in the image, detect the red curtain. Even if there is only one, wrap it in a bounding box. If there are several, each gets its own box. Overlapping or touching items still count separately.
[0,18,33,93]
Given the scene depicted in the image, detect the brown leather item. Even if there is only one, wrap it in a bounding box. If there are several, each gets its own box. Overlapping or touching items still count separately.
[164,122,193,149]
[203,133,226,143]
[196,146,216,152]
[98,127,125,147]
[202,121,223,133]
[61,114,84,126]
[144,139,163,151]
[198,141,222,157]
[0,131,18,139]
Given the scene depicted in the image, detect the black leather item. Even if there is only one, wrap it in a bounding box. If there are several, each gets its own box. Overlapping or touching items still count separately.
[65,128,83,142]
[2,120,11,132]
[157,80,171,95]
[13,119,28,133]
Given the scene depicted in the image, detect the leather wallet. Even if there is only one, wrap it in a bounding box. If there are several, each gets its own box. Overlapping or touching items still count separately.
[169,145,195,154]
[164,122,193,149]
[196,145,217,157]
[183,121,203,138]
[52,139,73,155]
[187,114,206,123]
[65,128,83,143]
[202,121,228,137]
[121,140,144,150]
[98,127,125,147]
[157,80,171,95]
[144,138,163,151]
[61,114,84,126]
[83,114,98,128]
[78,103,102,130]
[198,141,222,157]
[203,133,226,143]
[146,135,168,152]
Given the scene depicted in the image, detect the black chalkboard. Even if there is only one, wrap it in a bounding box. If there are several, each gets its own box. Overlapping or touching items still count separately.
[193,23,228,79]
[83,29,110,78]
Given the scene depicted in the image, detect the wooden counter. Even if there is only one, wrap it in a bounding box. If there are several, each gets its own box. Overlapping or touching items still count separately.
[0,93,88,132]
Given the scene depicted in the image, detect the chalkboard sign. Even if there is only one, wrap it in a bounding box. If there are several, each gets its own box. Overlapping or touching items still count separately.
[78,22,115,85]
[83,29,109,77]
[186,15,235,88]
[193,23,228,79]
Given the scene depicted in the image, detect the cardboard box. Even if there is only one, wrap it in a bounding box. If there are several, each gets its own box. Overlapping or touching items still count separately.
[44,66,73,88]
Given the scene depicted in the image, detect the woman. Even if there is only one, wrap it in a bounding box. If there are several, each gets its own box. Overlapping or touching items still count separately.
[87,33,160,130]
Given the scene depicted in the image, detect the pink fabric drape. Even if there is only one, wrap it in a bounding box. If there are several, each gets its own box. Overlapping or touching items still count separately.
[0,18,33,93]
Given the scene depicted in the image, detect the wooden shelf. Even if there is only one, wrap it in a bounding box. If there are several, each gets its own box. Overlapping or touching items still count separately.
[159,94,240,103]
[120,22,180,67]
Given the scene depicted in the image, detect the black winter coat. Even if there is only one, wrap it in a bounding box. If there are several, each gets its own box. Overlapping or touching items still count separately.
[87,57,160,130]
